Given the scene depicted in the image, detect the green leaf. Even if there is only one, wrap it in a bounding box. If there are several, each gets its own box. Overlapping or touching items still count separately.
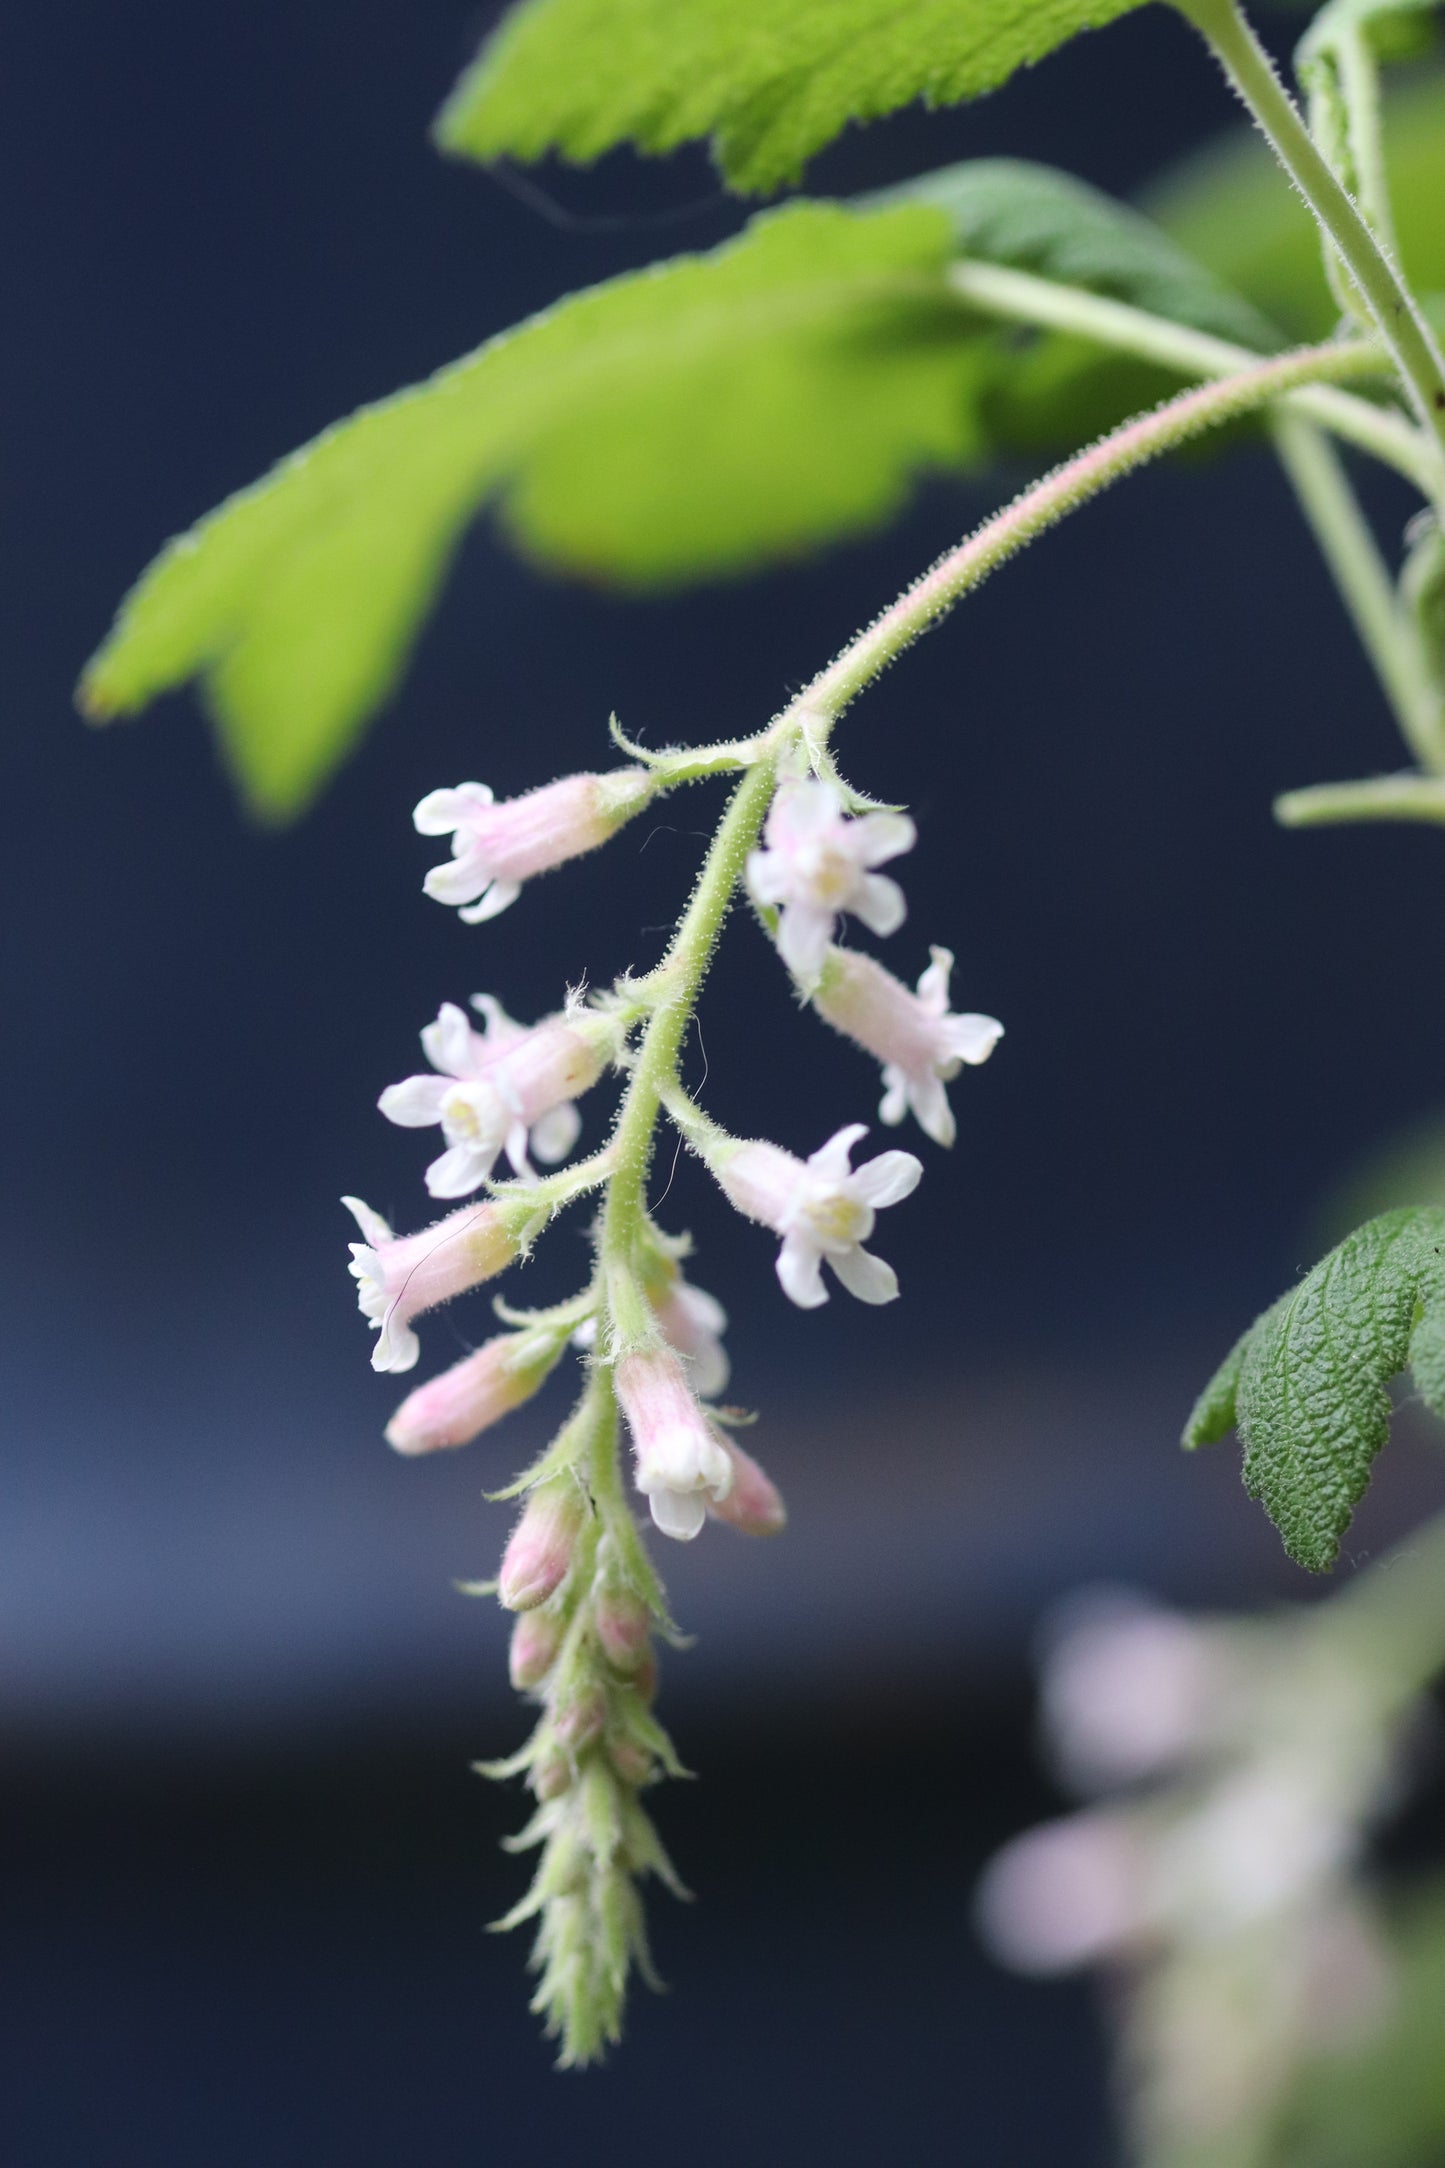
[869,157,1282,349]
[1183,1208,1445,1572]
[435,0,1152,196]
[1147,66,1445,341]
[80,200,991,818]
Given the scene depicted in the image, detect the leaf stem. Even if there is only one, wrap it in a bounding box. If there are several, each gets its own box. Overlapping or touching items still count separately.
[945,259,1430,489]
[1270,413,1445,769]
[788,339,1386,733]
[1274,771,1445,826]
[1172,0,1445,483]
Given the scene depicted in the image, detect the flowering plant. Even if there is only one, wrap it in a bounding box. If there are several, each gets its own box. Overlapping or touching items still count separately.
[79,0,1445,2146]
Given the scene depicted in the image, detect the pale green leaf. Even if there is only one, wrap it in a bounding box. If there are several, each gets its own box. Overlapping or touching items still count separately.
[80,200,990,817]
[435,0,1151,195]
[1184,1209,1445,1571]
[1147,67,1445,340]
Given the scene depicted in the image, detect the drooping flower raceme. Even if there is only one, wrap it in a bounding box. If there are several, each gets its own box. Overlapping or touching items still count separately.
[745,778,915,986]
[343,1194,522,1373]
[415,769,653,923]
[711,1122,922,1309]
[615,1347,735,1541]
[378,996,607,1197]
[815,945,1003,1147]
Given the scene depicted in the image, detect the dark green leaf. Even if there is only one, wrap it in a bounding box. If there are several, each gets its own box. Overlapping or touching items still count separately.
[435,0,1151,195]
[1184,1208,1445,1571]
[80,200,990,817]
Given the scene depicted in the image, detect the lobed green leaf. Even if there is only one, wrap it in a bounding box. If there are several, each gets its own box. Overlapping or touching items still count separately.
[79,201,991,817]
[1184,1208,1445,1572]
[435,0,1152,195]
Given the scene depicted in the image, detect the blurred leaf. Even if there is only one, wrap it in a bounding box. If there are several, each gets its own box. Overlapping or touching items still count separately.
[1147,68,1445,340]
[1298,0,1439,74]
[1184,1208,1445,1571]
[1278,1879,1445,2167]
[1314,1107,1445,1247]
[435,0,1150,196]
[871,156,1283,349]
[80,201,992,819]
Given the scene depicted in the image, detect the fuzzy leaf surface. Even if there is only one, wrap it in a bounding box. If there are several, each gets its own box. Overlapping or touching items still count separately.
[79,202,989,818]
[1184,1208,1445,1571]
[435,0,1151,194]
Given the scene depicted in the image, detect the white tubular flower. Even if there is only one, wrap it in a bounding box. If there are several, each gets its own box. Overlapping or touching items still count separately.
[414,770,652,923]
[814,946,1001,1147]
[342,1195,519,1374]
[715,1122,921,1309]
[377,997,602,1198]
[615,1347,734,1542]
[745,778,915,987]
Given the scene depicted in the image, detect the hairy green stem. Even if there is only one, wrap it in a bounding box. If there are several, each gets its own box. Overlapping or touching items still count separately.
[597,758,779,1345]
[945,260,1430,489]
[1173,0,1445,479]
[1271,413,1445,769]
[790,340,1382,730]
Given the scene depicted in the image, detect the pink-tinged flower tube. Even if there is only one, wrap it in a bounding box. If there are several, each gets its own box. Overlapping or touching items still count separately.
[745,778,915,987]
[615,1347,734,1543]
[384,1329,563,1455]
[815,946,1002,1148]
[509,1609,563,1692]
[378,997,605,1199]
[342,1195,518,1374]
[498,1481,585,1611]
[643,1258,730,1399]
[714,1122,921,1309]
[975,1812,1149,1976]
[709,1438,786,1536]
[414,770,653,923]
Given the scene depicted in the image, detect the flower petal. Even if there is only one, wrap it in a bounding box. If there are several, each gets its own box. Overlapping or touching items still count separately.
[855,811,916,868]
[745,849,788,907]
[829,1244,898,1305]
[776,1234,828,1309]
[529,1100,581,1166]
[373,1315,421,1373]
[686,1336,730,1402]
[459,879,521,924]
[412,782,492,835]
[807,1123,868,1182]
[878,1068,909,1128]
[648,1486,707,1541]
[342,1195,394,1248]
[776,901,832,986]
[852,872,907,939]
[849,1149,923,1209]
[425,1140,494,1198]
[377,1076,450,1128]
[907,1072,956,1148]
[917,945,954,1012]
[422,850,493,907]
[420,1002,477,1078]
[947,1013,1005,1066]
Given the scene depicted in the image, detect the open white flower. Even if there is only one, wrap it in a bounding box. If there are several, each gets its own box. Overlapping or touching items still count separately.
[716,1122,921,1308]
[377,997,599,1198]
[746,779,915,987]
[342,1194,518,1373]
[616,1347,735,1541]
[815,945,1002,1147]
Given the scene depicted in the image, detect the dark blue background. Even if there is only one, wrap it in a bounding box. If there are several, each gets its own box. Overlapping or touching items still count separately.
[5,3,1445,2160]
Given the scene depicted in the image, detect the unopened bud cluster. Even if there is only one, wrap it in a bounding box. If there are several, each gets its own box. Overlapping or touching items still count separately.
[342,730,1002,2058]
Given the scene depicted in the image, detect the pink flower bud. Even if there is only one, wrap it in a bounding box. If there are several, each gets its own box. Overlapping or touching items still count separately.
[385,1331,561,1455]
[595,1583,651,1672]
[508,1610,563,1692]
[342,1195,520,1373]
[553,1683,607,1754]
[615,1347,734,1542]
[709,1438,786,1536]
[607,1737,652,1786]
[498,1482,584,1611]
[815,946,1002,1148]
[975,1813,1147,1976]
[532,1745,573,1801]
[414,770,653,923]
